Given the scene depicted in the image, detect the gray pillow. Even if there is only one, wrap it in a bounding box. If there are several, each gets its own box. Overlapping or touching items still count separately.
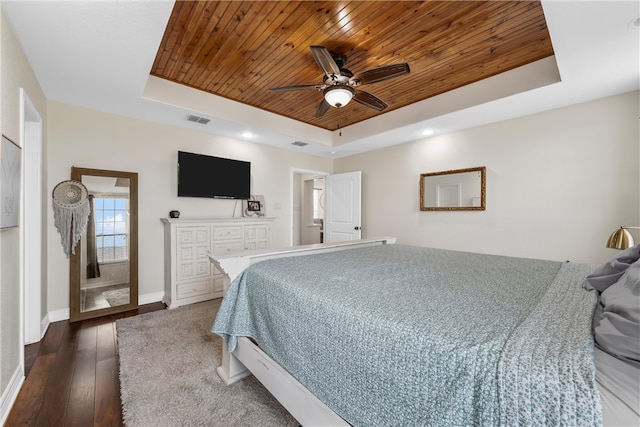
[584,243,640,292]
[594,260,640,362]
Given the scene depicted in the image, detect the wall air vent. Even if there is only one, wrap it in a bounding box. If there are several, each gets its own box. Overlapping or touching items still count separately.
[186,114,211,125]
[291,141,308,147]
[114,178,129,187]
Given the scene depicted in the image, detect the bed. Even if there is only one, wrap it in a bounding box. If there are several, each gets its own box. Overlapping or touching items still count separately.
[211,238,640,426]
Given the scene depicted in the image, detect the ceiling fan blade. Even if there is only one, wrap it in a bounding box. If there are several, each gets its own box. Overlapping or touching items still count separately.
[310,46,341,78]
[352,63,410,86]
[270,84,324,92]
[315,99,331,117]
[353,90,388,111]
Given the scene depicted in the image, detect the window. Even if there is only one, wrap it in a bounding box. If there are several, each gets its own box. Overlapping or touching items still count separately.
[93,197,128,262]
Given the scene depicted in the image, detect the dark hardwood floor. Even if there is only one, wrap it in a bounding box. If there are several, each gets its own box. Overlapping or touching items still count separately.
[5,302,166,427]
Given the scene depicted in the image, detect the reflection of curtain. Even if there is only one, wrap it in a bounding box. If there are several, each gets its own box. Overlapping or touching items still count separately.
[86,195,100,279]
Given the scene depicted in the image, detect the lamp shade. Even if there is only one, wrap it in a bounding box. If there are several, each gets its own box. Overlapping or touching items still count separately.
[324,85,354,108]
[606,227,635,249]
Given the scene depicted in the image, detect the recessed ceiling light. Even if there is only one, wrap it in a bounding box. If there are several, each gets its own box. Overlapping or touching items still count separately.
[241,131,255,138]
[420,129,434,136]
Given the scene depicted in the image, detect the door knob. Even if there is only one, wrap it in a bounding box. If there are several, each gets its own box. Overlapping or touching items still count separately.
[354,226,361,230]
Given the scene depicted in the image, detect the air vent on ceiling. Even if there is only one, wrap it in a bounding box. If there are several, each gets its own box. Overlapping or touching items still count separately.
[186,114,211,125]
[291,141,308,147]
[114,178,129,188]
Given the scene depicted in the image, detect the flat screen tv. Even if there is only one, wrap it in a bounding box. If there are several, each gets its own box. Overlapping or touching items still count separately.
[177,151,250,199]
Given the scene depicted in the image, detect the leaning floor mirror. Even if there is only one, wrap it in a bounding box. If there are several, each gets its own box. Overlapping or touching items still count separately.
[69,167,138,322]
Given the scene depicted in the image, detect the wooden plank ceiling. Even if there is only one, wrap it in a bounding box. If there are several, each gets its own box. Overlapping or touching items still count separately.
[152,1,553,131]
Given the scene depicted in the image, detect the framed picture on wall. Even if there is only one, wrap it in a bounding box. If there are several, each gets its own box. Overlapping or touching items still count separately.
[1,135,21,229]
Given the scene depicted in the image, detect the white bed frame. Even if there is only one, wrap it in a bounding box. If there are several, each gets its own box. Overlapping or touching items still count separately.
[209,237,396,426]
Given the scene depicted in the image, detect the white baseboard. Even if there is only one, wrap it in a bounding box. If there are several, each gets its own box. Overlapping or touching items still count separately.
[47,291,165,323]
[139,291,164,306]
[48,307,70,323]
[40,313,50,341]
[0,366,24,425]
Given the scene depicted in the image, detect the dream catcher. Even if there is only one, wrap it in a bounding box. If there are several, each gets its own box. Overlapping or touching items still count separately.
[52,179,90,257]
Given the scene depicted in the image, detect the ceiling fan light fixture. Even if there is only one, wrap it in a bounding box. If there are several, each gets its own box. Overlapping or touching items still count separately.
[324,85,355,108]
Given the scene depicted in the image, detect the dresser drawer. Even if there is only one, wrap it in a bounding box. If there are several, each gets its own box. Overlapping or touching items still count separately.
[245,225,269,240]
[213,275,226,293]
[177,279,213,299]
[212,240,244,255]
[177,243,209,262]
[245,240,269,251]
[212,226,243,240]
[177,226,209,245]
[177,258,211,281]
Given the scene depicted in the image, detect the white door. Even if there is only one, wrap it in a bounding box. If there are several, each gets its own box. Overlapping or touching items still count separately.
[324,171,361,242]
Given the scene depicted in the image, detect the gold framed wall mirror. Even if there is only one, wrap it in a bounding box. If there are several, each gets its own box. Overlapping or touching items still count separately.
[69,167,138,322]
[420,166,486,211]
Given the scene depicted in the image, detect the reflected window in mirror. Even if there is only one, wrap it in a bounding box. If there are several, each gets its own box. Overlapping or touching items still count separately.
[93,195,129,262]
[420,166,486,211]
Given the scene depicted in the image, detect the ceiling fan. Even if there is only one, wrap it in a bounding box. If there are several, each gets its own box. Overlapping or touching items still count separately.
[270,46,410,117]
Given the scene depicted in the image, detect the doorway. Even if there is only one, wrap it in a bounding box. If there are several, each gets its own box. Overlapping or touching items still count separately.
[21,89,43,346]
[291,169,327,246]
[291,169,363,246]
[323,171,362,242]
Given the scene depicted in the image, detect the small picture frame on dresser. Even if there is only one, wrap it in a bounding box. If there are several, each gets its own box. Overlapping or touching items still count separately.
[242,195,266,217]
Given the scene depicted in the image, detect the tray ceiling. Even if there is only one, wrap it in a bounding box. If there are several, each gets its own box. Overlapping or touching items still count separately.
[152,1,554,131]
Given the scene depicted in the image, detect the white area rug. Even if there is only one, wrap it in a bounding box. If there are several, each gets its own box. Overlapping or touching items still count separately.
[116,299,298,426]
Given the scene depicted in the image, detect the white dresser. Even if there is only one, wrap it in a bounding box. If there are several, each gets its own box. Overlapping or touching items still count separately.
[161,217,274,308]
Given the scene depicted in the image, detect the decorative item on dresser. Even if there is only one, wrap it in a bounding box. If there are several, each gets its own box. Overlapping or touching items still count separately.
[161,217,273,308]
[242,195,266,217]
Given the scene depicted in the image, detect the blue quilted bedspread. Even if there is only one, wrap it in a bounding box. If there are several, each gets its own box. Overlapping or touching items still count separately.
[212,244,602,426]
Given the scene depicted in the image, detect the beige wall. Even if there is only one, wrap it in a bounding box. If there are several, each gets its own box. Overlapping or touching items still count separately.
[46,102,332,314]
[0,8,47,419]
[335,91,640,264]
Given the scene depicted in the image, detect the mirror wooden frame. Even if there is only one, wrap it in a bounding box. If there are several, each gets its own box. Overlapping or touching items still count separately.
[420,166,486,211]
[69,167,139,322]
